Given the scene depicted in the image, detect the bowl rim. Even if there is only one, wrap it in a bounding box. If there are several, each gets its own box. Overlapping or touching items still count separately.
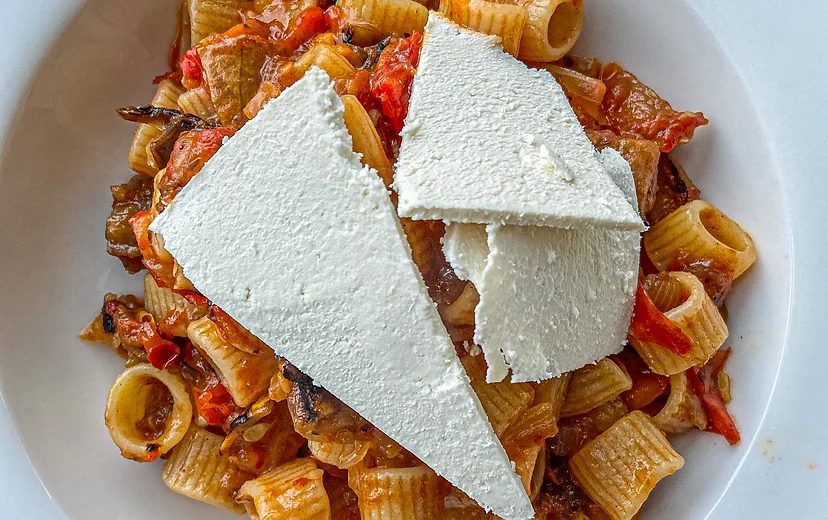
[0,0,826,519]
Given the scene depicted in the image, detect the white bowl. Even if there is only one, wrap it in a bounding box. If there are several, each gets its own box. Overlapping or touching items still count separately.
[0,0,826,518]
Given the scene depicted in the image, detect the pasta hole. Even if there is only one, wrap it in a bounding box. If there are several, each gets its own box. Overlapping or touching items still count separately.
[643,273,690,313]
[547,1,583,50]
[699,208,749,253]
[134,377,174,441]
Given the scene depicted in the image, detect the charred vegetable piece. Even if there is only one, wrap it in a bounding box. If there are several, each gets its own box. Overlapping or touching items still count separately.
[116,105,211,128]
[600,62,708,152]
[628,284,694,357]
[647,153,701,224]
[156,127,236,212]
[283,364,372,442]
[103,297,180,369]
[117,106,217,170]
[182,342,239,428]
[687,348,739,445]
[589,130,660,216]
[370,32,422,133]
[105,175,153,273]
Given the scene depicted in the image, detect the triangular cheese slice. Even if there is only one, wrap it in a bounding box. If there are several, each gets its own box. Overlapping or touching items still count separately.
[395,14,643,231]
[445,149,641,382]
[150,68,534,520]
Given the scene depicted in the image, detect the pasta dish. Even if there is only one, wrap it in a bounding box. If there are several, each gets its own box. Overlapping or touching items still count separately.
[80,0,757,519]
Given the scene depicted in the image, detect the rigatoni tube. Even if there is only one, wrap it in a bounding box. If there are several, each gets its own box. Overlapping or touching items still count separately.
[339,0,429,46]
[237,458,331,520]
[630,272,728,375]
[644,200,757,280]
[350,465,446,520]
[652,371,708,433]
[561,358,632,417]
[569,411,684,520]
[439,0,528,57]
[187,316,280,407]
[162,427,252,513]
[104,363,192,462]
[518,0,585,62]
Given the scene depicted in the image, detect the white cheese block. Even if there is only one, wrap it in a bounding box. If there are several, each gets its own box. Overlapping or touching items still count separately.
[394,14,643,231]
[448,149,641,382]
[443,222,489,287]
[150,68,533,520]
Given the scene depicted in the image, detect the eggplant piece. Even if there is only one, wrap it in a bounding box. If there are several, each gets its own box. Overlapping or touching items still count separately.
[105,174,153,273]
[117,106,218,170]
[283,363,372,442]
[117,105,209,128]
[646,153,701,225]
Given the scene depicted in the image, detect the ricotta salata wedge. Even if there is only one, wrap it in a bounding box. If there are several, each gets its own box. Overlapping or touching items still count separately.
[394,14,643,231]
[150,68,534,520]
[445,149,642,382]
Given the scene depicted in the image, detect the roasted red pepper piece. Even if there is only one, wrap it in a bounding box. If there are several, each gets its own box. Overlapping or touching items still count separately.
[129,210,176,289]
[370,33,423,133]
[104,299,180,369]
[600,63,708,153]
[180,47,203,90]
[688,348,740,445]
[144,334,181,370]
[157,127,236,212]
[183,343,236,427]
[193,383,235,427]
[629,283,693,356]
[614,348,670,411]
[177,290,210,307]
[281,6,330,52]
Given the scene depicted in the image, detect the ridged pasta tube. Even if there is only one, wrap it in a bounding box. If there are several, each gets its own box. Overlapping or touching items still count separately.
[308,438,371,469]
[339,0,429,46]
[461,355,535,436]
[569,411,684,520]
[341,94,394,188]
[630,272,728,375]
[128,80,184,176]
[644,200,757,280]
[187,316,279,407]
[104,363,192,462]
[439,0,528,57]
[238,458,331,520]
[189,0,246,44]
[292,44,357,82]
[561,358,633,417]
[162,427,252,513]
[144,273,207,337]
[245,45,358,117]
[500,401,562,451]
[532,372,571,409]
[652,372,708,433]
[351,465,445,519]
[517,0,584,62]
[512,440,545,498]
[177,86,218,120]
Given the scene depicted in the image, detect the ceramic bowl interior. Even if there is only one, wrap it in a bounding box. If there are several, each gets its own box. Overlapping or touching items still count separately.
[0,0,791,518]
